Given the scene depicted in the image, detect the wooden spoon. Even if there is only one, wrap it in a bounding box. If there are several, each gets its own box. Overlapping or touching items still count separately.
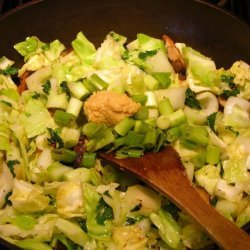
[98,146,250,250]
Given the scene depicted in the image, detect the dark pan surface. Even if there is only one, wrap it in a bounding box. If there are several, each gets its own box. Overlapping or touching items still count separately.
[0,0,249,68]
[0,0,249,249]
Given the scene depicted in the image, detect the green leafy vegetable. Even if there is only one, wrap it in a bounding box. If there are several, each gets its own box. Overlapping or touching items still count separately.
[0,100,12,107]
[184,87,201,109]
[220,89,240,100]
[221,74,236,89]
[47,128,64,148]
[31,92,40,99]
[60,81,71,98]
[138,50,158,60]
[7,160,20,176]
[207,112,217,132]
[96,197,114,225]
[42,80,51,94]
[0,67,19,75]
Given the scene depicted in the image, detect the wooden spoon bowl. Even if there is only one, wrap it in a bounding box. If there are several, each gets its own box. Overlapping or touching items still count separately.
[99,146,250,250]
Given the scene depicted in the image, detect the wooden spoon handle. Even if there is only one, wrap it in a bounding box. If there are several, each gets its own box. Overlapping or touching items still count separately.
[158,169,250,250]
[99,147,250,249]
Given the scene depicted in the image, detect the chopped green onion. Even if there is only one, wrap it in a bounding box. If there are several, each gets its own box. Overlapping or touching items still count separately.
[116,148,144,158]
[144,74,159,90]
[82,79,97,93]
[144,118,157,128]
[125,131,145,147]
[180,139,198,150]
[128,149,144,158]
[61,127,81,148]
[168,109,186,127]
[191,151,207,169]
[51,148,77,163]
[181,126,209,147]
[88,74,108,90]
[68,81,90,100]
[154,128,166,152]
[148,108,159,119]
[87,129,115,152]
[131,93,148,105]
[66,97,83,117]
[46,92,68,110]
[82,122,104,139]
[54,110,75,126]
[114,117,135,136]
[145,91,158,108]
[165,126,181,142]
[206,145,220,164]
[143,129,157,149]
[156,115,171,130]
[152,72,171,89]
[114,137,127,148]
[158,98,174,116]
[82,152,97,168]
[133,106,149,120]
[47,162,72,181]
[133,120,151,134]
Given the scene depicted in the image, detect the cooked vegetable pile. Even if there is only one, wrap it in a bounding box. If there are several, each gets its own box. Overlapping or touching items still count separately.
[0,31,249,250]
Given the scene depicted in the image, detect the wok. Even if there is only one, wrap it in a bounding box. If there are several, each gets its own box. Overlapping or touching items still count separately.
[0,0,249,249]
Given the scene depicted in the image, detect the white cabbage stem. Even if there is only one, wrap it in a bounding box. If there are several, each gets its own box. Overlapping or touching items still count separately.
[224,96,250,115]
[0,162,14,208]
[196,91,219,115]
[184,91,219,125]
[155,86,187,110]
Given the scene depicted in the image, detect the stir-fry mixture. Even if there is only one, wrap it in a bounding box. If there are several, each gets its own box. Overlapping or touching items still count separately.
[0,31,249,250]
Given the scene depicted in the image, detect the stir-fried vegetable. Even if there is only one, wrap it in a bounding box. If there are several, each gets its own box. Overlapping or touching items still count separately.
[0,31,249,250]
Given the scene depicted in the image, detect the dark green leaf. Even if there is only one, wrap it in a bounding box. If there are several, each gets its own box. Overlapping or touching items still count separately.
[125,215,144,225]
[31,92,40,99]
[138,50,158,61]
[7,160,20,176]
[0,67,19,75]
[221,74,236,89]
[0,100,12,107]
[184,88,201,110]
[125,217,137,225]
[122,50,130,60]
[207,112,217,132]
[219,89,240,100]
[221,74,234,83]
[162,201,180,220]
[95,197,114,225]
[60,81,71,98]
[47,128,64,148]
[42,80,51,94]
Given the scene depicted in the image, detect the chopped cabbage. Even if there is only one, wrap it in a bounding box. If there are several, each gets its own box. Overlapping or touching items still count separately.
[0,31,249,250]
[9,179,50,213]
